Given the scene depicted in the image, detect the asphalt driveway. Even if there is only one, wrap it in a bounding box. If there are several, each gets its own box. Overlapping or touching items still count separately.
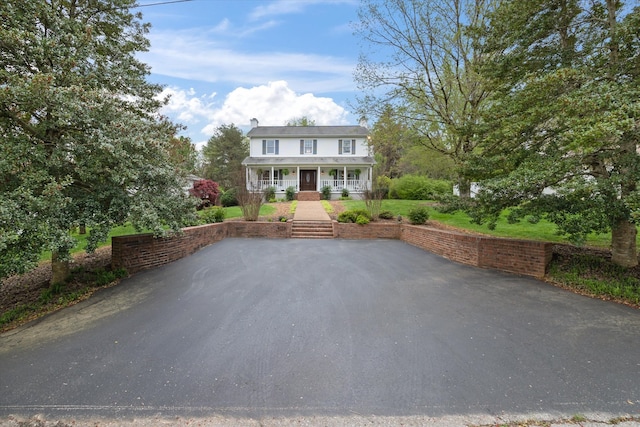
[1,238,639,421]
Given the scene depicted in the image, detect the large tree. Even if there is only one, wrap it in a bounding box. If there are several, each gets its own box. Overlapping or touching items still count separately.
[0,0,196,282]
[354,0,496,197]
[201,124,249,190]
[467,0,640,267]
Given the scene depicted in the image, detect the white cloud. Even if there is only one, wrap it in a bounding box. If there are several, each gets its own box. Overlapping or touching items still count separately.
[202,81,349,134]
[156,82,350,149]
[140,29,356,94]
[249,0,359,20]
[158,87,216,123]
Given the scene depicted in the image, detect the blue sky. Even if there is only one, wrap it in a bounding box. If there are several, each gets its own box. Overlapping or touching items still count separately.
[135,0,363,148]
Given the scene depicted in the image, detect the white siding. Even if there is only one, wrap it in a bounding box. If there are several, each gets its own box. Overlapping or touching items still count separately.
[250,137,370,157]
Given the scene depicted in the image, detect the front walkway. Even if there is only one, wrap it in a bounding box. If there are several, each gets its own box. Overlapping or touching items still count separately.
[293,201,331,221]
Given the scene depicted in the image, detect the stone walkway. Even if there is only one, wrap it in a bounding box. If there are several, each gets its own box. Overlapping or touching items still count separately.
[292,200,331,221]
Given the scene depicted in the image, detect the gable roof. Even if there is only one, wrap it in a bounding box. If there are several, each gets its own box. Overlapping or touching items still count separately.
[247,125,369,138]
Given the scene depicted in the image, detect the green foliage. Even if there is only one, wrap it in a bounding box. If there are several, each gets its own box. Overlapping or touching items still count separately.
[390,175,452,200]
[220,188,238,207]
[199,206,225,224]
[1,265,128,330]
[341,188,350,198]
[469,1,640,266]
[201,124,249,189]
[0,0,196,279]
[263,186,276,202]
[549,253,640,305]
[321,185,332,200]
[379,210,395,219]
[338,209,372,224]
[285,186,296,201]
[408,207,430,225]
[354,0,491,194]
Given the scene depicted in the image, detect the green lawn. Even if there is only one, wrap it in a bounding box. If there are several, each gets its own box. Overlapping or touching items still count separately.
[222,204,276,219]
[340,199,618,248]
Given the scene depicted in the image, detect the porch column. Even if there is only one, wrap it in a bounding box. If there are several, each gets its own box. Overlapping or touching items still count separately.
[246,167,249,190]
[297,166,300,191]
[317,166,321,191]
[343,166,347,189]
[270,166,274,187]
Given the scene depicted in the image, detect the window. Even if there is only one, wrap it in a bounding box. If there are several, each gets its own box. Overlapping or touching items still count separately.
[300,139,317,154]
[304,140,313,154]
[262,139,279,155]
[339,139,356,154]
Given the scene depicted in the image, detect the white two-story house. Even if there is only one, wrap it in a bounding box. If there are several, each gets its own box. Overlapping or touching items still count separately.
[242,118,375,199]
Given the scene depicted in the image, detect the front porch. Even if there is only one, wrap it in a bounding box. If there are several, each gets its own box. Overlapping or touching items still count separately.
[245,163,374,199]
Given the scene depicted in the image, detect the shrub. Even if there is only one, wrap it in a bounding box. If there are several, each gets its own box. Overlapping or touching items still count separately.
[189,179,220,207]
[220,188,238,207]
[263,186,276,202]
[337,209,372,223]
[390,175,452,200]
[408,206,430,224]
[200,206,225,224]
[341,188,349,198]
[321,185,332,200]
[355,214,370,225]
[378,210,394,219]
[285,186,296,201]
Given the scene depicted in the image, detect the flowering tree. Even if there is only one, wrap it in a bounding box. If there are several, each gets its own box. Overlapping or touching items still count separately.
[190,180,220,208]
[0,0,196,282]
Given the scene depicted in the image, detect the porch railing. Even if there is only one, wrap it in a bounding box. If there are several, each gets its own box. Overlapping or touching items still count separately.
[249,179,370,193]
[320,180,369,192]
[256,179,298,191]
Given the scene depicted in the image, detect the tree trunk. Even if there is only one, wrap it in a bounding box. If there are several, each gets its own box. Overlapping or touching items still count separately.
[51,251,70,285]
[611,219,638,268]
[457,177,472,199]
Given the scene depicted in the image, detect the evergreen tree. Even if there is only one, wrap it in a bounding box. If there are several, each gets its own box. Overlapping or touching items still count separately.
[468,0,640,267]
[201,124,249,190]
[0,0,195,281]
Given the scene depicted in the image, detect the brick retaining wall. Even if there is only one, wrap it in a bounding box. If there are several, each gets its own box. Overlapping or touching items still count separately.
[112,223,229,274]
[400,225,552,278]
[334,222,401,239]
[112,221,552,278]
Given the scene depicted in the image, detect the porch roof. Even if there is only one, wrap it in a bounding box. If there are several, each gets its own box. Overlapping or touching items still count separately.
[242,156,375,166]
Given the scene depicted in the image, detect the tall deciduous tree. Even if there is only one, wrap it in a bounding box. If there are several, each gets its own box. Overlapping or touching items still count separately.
[354,0,495,197]
[0,0,196,282]
[201,124,249,190]
[468,0,640,267]
[285,116,316,126]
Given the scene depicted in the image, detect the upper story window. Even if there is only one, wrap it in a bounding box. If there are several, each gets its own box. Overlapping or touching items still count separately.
[262,139,279,155]
[339,139,356,155]
[300,139,317,155]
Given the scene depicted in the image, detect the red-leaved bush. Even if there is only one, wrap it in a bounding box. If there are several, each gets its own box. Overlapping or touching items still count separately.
[190,179,220,207]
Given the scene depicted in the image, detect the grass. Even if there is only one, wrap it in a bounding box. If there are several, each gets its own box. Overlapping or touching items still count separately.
[340,199,619,248]
[222,204,276,219]
[40,223,144,262]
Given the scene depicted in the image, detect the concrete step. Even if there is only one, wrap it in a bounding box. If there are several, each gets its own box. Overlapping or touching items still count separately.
[291,221,333,239]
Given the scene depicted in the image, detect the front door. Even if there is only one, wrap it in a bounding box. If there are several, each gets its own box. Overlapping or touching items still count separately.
[300,170,317,191]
